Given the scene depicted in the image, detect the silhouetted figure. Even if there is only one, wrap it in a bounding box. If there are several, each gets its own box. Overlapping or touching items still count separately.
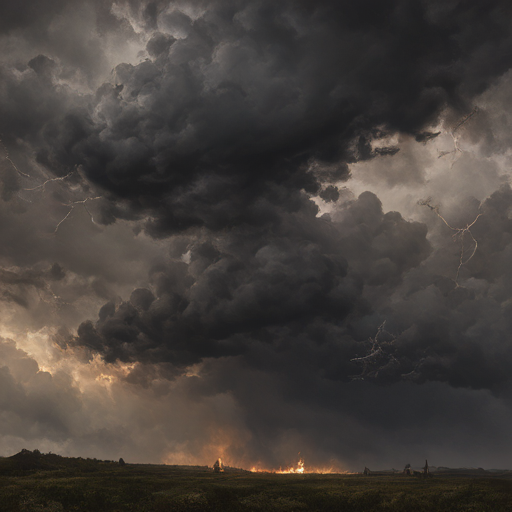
[213,458,224,473]
[423,459,429,477]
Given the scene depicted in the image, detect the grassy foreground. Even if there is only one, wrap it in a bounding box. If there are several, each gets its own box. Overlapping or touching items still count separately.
[1,459,512,511]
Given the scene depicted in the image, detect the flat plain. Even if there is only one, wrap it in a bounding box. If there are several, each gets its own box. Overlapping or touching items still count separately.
[1,453,512,511]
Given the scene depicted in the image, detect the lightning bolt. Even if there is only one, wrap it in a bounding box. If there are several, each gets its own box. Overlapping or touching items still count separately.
[1,140,104,232]
[54,197,102,233]
[23,169,75,192]
[350,321,399,381]
[452,107,479,134]
[0,137,31,178]
[419,198,482,286]
[437,107,479,167]
[0,141,103,310]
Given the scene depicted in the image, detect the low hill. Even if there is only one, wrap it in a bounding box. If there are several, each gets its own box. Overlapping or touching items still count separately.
[0,449,251,476]
[0,449,118,474]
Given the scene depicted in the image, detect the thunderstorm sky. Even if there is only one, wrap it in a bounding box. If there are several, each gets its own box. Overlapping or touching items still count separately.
[1,0,512,471]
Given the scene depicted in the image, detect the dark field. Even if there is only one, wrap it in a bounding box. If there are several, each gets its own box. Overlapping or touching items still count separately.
[2,465,512,512]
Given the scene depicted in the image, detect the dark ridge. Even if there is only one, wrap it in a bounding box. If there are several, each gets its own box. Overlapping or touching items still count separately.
[0,449,122,475]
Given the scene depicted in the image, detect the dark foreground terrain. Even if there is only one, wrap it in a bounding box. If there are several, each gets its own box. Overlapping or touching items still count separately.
[1,451,512,511]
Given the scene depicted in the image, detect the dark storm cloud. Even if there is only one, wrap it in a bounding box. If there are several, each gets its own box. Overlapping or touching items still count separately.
[73,183,512,397]
[3,0,512,469]
[372,185,512,393]
[72,191,430,377]
[38,0,510,397]
[17,0,512,233]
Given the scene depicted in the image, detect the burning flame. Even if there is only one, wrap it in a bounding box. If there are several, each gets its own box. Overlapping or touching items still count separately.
[250,455,342,474]
[276,458,305,474]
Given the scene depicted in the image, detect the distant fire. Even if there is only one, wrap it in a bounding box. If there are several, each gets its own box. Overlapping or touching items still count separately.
[250,456,342,474]
[276,457,305,474]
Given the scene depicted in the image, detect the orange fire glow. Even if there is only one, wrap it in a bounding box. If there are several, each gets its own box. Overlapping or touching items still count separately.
[276,457,305,474]
[250,456,342,474]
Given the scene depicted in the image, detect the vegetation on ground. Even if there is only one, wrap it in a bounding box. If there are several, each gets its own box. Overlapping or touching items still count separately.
[1,450,512,511]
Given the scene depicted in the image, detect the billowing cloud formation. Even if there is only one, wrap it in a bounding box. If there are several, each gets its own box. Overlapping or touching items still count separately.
[1,0,512,470]
[72,191,431,378]
[5,0,512,231]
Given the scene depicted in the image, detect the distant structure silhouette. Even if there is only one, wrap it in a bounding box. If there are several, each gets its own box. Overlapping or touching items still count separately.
[363,467,371,476]
[403,461,431,478]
